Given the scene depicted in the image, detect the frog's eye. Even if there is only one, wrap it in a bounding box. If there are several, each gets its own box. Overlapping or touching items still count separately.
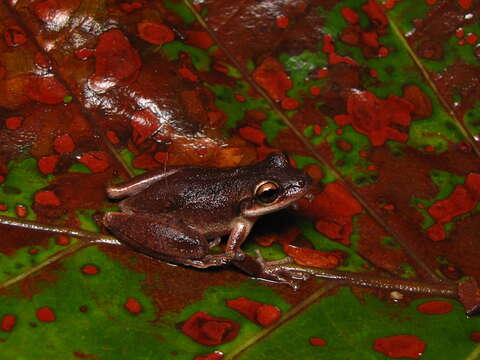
[255,182,280,204]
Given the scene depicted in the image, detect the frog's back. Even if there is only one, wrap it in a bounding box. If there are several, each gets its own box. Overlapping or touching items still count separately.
[118,166,252,236]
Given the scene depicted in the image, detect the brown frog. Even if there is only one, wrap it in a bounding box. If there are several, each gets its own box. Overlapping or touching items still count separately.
[103,152,313,285]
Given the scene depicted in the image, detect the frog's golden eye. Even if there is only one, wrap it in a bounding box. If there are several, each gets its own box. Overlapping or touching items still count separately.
[255,182,280,204]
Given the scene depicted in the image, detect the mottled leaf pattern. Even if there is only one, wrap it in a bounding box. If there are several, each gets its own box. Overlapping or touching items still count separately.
[0,0,479,359]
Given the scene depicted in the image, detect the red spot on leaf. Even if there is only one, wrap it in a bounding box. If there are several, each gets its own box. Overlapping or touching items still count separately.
[4,26,27,47]
[384,0,396,9]
[179,67,198,82]
[106,130,120,144]
[334,90,414,146]
[256,305,281,327]
[226,297,281,327]
[466,33,478,45]
[36,307,56,322]
[89,29,141,92]
[180,312,239,346]
[316,68,328,78]
[213,63,228,74]
[427,173,480,241]
[1,315,16,332]
[252,57,292,101]
[362,0,388,28]
[5,117,23,130]
[362,32,379,48]
[310,86,320,96]
[470,331,480,342]
[304,164,324,181]
[79,151,110,173]
[426,223,446,241]
[459,0,472,10]
[465,173,480,198]
[329,53,358,66]
[281,97,299,110]
[194,351,224,360]
[322,34,335,54]
[56,235,70,246]
[337,139,353,152]
[300,182,362,245]
[378,47,389,57]
[310,337,327,346]
[0,203,7,211]
[26,76,67,104]
[235,94,246,102]
[81,264,99,275]
[120,1,143,12]
[38,155,59,174]
[383,204,395,211]
[35,190,61,207]
[276,15,289,29]
[124,297,142,314]
[226,297,261,323]
[15,205,28,218]
[54,134,75,154]
[417,301,453,315]
[403,84,433,119]
[131,109,159,144]
[341,8,359,24]
[373,335,426,359]
[185,31,215,49]
[239,126,266,145]
[284,245,344,268]
[137,21,175,46]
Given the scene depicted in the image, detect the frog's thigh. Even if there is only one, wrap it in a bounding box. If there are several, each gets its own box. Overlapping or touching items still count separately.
[104,213,209,260]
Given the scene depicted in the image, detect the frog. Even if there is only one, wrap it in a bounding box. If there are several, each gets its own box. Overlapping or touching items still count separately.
[103,152,313,286]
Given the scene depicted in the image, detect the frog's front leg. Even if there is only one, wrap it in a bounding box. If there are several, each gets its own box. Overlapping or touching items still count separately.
[223,218,254,261]
[181,219,255,269]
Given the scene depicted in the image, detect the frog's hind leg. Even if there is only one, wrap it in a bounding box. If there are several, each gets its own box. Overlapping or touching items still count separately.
[103,213,239,269]
[103,212,209,262]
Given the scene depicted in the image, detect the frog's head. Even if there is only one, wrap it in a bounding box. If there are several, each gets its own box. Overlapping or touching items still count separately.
[240,152,313,218]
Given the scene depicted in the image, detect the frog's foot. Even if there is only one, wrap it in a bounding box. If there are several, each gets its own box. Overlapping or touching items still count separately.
[243,250,311,290]
[184,253,236,269]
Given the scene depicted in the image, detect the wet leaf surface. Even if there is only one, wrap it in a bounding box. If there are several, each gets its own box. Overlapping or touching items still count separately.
[0,0,479,359]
